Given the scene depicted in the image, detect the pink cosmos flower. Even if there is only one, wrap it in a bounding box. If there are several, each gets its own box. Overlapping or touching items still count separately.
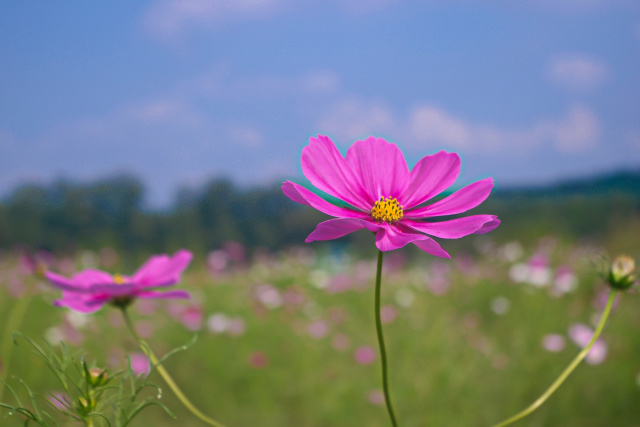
[45,250,192,314]
[354,346,377,365]
[282,136,499,257]
[129,352,151,376]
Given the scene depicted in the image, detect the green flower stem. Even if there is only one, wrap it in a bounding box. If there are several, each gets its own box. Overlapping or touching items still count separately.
[121,309,227,427]
[0,296,31,403]
[491,289,618,427]
[375,250,399,427]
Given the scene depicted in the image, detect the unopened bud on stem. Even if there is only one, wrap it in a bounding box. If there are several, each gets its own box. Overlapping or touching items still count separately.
[607,255,636,290]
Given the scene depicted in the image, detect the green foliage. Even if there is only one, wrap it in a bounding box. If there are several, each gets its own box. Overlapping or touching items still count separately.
[0,333,175,426]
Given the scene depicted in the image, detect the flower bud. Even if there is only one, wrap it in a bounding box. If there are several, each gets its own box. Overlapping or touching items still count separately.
[606,255,637,290]
[87,367,109,387]
[76,396,96,415]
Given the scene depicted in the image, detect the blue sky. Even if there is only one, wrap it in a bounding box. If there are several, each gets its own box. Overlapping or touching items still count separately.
[1,1,639,207]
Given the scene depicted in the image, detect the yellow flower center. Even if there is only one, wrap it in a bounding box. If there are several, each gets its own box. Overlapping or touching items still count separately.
[113,274,126,285]
[371,197,404,223]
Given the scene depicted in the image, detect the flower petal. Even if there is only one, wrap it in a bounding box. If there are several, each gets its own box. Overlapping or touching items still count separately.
[301,135,370,210]
[374,224,451,258]
[404,215,499,239]
[132,249,192,288]
[305,218,378,242]
[406,177,494,218]
[401,151,461,208]
[345,136,409,203]
[473,216,501,234]
[89,283,137,296]
[412,238,452,259]
[46,270,114,293]
[136,290,191,300]
[54,292,109,314]
[282,181,369,218]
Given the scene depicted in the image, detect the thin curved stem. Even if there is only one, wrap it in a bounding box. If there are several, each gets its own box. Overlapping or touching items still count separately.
[491,289,618,427]
[374,250,398,427]
[120,309,227,427]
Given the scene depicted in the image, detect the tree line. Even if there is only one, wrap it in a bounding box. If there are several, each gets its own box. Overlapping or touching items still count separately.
[0,171,638,256]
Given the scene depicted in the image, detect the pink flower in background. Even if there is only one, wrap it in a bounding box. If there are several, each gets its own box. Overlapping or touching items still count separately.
[180,304,204,331]
[380,305,397,324]
[368,389,385,406]
[282,136,499,257]
[45,250,192,313]
[542,334,566,352]
[308,320,329,339]
[129,353,151,376]
[568,323,607,365]
[354,346,377,365]
[249,352,269,369]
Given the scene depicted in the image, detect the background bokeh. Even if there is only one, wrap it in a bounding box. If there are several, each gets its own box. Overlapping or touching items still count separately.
[1,2,640,426]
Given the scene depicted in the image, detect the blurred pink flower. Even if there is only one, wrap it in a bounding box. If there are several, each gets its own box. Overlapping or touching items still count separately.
[224,241,246,263]
[308,320,329,339]
[283,287,306,310]
[551,265,578,296]
[380,305,397,324]
[227,317,246,336]
[327,274,352,293]
[254,284,282,309]
[427,277,451,296]
[181,305,203,331]
[206,250,229,275]
[542,334,566,352]
[568,323,607,365]
[129,353,151,376]
[354,346,377,365]
[282,135,499,257]
[45,250,192,313]
[249,352,269,369]
[368,389,385,406]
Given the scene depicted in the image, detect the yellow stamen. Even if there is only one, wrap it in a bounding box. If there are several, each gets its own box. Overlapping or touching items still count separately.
[371,197,404,223]
[113,274,126,285]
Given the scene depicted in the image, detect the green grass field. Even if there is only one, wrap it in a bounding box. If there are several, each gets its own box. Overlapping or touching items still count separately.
[1,238,639,426]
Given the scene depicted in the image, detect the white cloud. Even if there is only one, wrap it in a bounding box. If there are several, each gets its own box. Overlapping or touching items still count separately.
[318,99,601,154]
[546,54,611,91]
[143,0,286,41]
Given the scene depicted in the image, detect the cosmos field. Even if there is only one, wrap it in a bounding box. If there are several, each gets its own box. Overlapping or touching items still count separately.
[1,233,639,426]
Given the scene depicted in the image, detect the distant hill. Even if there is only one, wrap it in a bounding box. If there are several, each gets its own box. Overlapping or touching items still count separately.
[494,170,640,200]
